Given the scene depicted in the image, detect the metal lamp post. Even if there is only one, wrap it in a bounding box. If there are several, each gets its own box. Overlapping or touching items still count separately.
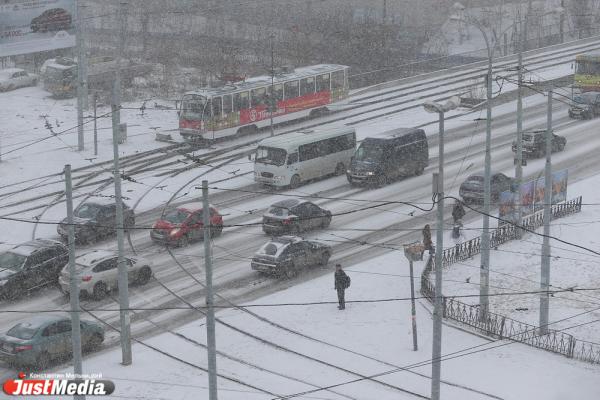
[423,96,460,400]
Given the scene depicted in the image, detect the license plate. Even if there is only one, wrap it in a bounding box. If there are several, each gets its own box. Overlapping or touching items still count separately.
[2,343,12,352]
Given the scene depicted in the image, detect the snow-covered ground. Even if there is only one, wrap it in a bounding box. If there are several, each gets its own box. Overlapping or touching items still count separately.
[35,250,599,400]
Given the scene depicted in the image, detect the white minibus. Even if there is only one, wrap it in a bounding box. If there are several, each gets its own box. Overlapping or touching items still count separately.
[254,127,356,188]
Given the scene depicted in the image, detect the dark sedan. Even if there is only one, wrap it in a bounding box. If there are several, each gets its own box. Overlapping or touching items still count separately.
[568,91,600,119]
[0,239,68,300]
[459,173,514,203]
[57,201,135,244]
[251,236,332,278]
[262,199,332,235]
[0,315,104,370]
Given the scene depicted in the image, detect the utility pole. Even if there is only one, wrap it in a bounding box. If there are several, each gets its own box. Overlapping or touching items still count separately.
[75,0,86,151]
[523,0,532,51]
[515,14,525,237]
[114,1,128,130]
[269,34,275,137]
[559,0,565,43]
[93,92,98,156]
[539,88,553,335]
[65,164,85,400]
[431,111,445,400]
[202,180,218,400]
[480,69,493,321]
[403,244,419,351]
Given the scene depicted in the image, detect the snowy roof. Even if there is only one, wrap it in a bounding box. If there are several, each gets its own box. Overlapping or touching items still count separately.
[183,64,348,98]
[75,250,115,267]
[258,126,355,153]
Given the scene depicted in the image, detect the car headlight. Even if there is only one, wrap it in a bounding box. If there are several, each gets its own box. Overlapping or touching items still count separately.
[169,228,180,237]
[366,171,374,176]
[346,169,351,174]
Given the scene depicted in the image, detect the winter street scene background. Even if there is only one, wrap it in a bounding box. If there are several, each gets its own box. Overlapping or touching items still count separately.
[0,0,599,399]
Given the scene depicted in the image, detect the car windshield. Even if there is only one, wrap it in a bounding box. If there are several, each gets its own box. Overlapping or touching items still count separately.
[256,146,287,166]
[354,144,384,162]
[6,323,39,340]
[181,94,209,120]
[268,206,290,216]
[467,176,484,183]
[573,93,597,105]
[0,252,27,271]
[163,210,190,224]
[75,203,102,219]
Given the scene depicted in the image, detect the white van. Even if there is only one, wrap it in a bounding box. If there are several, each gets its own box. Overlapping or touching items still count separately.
[254,127,356,188]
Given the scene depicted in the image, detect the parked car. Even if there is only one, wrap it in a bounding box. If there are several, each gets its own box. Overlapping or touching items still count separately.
[347,128,429,187]
[0,315,104,370]
[251,236,331,278]
[263,199,332,235]
[511,132,566,158]
[150,202,223,246]
[0,68,38,92]
[57,201,135,244]
[459,172,514,203]
[0,239,68,300]
[568,91,600,119]
[30,8,72,33]
[58,250,152,300]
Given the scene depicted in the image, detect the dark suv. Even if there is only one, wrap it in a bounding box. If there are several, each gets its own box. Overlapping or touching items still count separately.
[57,201,135,244]
[568,91,600,119]
[0,239,68,299]
[262,199,332,235]
[30,8,72,33]
[511,132,566,159]
[251,236,331,278]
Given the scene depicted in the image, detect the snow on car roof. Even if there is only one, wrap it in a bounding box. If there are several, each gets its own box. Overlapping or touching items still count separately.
[12,315,68,330]
[271,199,302,209]
[75,250,115,266]
[256,236,302,256]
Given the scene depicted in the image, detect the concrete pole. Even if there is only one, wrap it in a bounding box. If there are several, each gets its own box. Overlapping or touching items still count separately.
[540,88,553,335]
[270,36,275,137]
[65,164,85,400]
[431,110,444,400]
[515,19,524,237]
[559,0,565,43]
[408,260,418,351]
[93,92,98,156]
[202,181,218,400]
[112,79,132,366]
[523,0,532,51]
[480,33,493,320]
[75,0,86,151]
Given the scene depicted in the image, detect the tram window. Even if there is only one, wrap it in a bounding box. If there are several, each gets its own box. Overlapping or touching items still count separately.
[269,84,284,102]
[316,74,330,92]
[222,94,232,115]
[331,70,345,90]
[284,80,299,99]
[300,77,315,96]
[251,87,267,107]
[233,91,249,111]
[212,97,222,118]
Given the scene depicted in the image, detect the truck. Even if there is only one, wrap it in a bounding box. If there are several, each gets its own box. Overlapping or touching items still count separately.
[42,56,152,98]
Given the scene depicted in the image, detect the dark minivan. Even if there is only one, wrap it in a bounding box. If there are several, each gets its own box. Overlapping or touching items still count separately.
[346,128,429,187]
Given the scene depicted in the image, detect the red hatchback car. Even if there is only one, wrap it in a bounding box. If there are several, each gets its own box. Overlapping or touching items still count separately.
[150,203,223,246]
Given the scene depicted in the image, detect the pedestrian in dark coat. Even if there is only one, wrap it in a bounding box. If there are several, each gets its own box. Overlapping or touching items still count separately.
[452,201,466,224]
[334,264,349,310]
[422,224,433,254]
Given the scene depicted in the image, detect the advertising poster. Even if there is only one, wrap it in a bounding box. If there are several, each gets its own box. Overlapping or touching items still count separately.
[552,169,568,204]
[0,0,75,57]
[520,180,535,216]
[499,190,518,224]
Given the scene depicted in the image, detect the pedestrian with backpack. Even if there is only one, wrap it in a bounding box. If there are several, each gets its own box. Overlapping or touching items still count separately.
[334,264,350,310]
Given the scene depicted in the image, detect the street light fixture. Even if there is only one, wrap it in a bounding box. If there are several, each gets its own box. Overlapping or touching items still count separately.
[423,96,460,400]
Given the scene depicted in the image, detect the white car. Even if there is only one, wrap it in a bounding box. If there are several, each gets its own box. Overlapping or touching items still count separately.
[0,68,38,92]
[58,250,152,300]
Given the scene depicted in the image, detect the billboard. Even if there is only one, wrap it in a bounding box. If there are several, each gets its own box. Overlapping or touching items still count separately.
[0,0,75,57]
[499,169,569,222]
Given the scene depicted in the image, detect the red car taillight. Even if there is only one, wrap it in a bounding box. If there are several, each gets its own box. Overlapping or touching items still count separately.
[14,345,32,353]
[81,276,92,282]
[282,218,292,225]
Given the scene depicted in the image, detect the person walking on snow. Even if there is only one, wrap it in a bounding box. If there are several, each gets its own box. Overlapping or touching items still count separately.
[422,224,433,254]
[334,264,350,310]
[452,200,466,224]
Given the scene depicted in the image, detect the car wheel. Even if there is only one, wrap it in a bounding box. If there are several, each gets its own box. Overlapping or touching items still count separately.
[86,333,104,351]
[35,352,51,371]
[414,165,425,176]
[284,264,298,279]
[334,163,345,176]
[320,251,331,266]
[93,282,108,300]
[376,174,387,187]
[178,235,189,247]
[558,141,565,151]
[289,174,301,189]
[321,214,332,229]
[211,225,223,237]
[137,266,152,285]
